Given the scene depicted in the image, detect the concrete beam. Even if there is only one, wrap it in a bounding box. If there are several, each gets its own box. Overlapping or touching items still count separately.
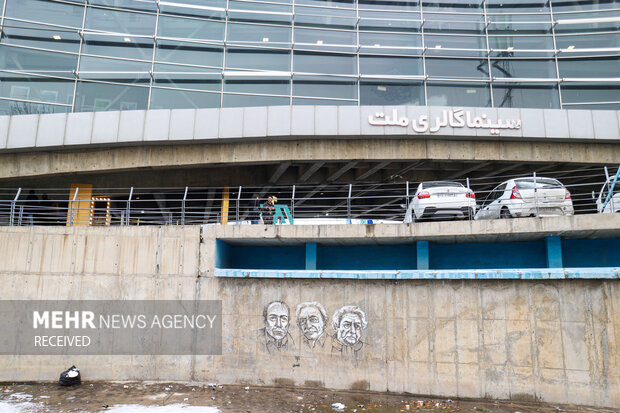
[1,139,620,181]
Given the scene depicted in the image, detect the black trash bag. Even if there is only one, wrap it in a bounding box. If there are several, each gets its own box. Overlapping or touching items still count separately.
[58,365,81,387]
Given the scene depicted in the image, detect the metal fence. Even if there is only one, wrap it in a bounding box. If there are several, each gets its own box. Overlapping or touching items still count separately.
[1,166,618,227]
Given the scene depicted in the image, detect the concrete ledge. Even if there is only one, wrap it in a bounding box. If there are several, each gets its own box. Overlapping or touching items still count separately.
[209,213,620,244]
[215,267,620,279]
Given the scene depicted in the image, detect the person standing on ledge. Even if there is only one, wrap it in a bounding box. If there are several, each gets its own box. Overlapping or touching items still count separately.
[261,195,276,225]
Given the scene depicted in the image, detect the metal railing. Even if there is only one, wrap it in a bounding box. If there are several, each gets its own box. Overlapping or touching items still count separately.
[0,165,618,227]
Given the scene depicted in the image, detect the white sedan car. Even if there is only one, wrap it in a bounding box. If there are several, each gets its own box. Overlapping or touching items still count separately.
[475,177,574,220]
[404,181,476,222]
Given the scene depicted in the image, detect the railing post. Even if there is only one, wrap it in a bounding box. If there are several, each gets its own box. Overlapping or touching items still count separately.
[347,184,352,223]
[18,205,24,226]
[70,187,79,226]
[126,187,133,226]
[9,188,21,226]
[405,181,409,212]
[236,186,242,223]
[182,186,189,225]
[291,185,296,222]
[533,172,539,217]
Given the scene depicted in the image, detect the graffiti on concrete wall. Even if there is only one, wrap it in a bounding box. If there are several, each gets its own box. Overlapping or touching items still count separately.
[259,301,367,357]
[296,302,328,350]
[258,300,295,354]
[330,305,367,357]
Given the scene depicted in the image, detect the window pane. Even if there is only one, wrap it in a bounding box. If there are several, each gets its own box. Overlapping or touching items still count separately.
[422,0,482,13]
[490,59,557,79]
[424,35,486,57]
[292,97,356,106]
[154,73,221,92]
[360,56,422,76]
[295,28,355,46]
[360,81,424,106]
[85,6,156,36]
[486,0,549,14]
[561,83,620,104]
[75,81,149,112]
[228,23,291,44]
[488,36,554,51]
[427,82,490,106]
[5,0,84,28]
[492,83,559,108]
[559,57,620,78]
[555,33,620,50]
[293,76,356,100]
[224,77,290,96]
[150,88,220,109]
[226,49,290,71]
[0,74,74,105]
[157,15,224,41]
[426,58,489,79]
[294,52,356,75]
[1,20,82,53]
[0,99,70,116]
[89,0,157,13]
[159,2,225,19]
[0,45,78,72]
[551,0,618,12]
[82,35,154,61]
[359,32,421,50]
[79,56,151,77]
[223,93,289,107]
[156,41,223,68]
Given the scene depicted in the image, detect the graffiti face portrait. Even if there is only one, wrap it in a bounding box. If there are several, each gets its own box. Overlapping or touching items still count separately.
[264,301,289,340]
[337,313,363,345]
[296,302,326,342]
[332,305,368,350]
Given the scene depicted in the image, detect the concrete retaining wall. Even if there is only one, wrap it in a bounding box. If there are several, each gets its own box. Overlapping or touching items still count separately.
[0,224,618,408]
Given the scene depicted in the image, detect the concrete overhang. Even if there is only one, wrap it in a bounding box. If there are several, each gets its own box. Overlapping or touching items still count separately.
[208,213,620,245]
[1,105,619,153]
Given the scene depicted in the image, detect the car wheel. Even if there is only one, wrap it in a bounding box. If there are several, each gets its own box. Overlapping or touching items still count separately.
[500,207,512,219]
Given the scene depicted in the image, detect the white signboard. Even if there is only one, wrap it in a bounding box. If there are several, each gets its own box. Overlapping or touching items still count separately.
[368,108,521,136]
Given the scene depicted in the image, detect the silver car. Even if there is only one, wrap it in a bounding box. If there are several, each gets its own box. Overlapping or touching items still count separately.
[475,177,574,220]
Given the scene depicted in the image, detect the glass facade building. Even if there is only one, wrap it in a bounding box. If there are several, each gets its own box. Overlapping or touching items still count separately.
[0,0,618,115]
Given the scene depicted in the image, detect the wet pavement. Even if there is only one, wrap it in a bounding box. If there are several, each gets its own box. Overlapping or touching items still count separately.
[0,382,616,413]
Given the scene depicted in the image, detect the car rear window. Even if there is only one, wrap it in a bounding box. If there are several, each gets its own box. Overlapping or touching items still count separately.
[515,178,563,189]
[422,181,464,189]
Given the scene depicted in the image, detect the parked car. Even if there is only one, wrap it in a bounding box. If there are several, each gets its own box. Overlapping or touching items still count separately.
[404,181,476,222]
[594,175,620,213]
[474,177,573,220]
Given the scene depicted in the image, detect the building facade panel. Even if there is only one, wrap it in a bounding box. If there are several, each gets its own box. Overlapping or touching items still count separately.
[0,0,618,115]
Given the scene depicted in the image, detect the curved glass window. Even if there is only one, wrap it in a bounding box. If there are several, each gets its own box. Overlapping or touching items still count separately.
[427,82,491,107]
[75,81,149,112]
[150,88,220,109]
[157,16,225,41]
[1,20,82,53]
[85,6,156,36]
[492,83,560,108]
[0,0,617,112]
[5,0,84,28]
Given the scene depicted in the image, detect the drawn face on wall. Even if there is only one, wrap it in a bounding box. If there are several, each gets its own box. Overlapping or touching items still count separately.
[265,302,289,340]
[336,313,363,346]
[298,305,325,341]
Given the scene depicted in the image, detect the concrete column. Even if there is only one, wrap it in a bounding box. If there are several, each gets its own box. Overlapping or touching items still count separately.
[545,236,563,268]
[417,241,429,270]
[306,242,317,270]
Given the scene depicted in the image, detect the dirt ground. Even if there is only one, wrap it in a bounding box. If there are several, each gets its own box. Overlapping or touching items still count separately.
[0,382,617,413]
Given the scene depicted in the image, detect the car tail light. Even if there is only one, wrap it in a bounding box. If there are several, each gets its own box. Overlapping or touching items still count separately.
[418,191,430,199]
[510,187,521,199]
[466,192,475,199]
[565,188,571,199]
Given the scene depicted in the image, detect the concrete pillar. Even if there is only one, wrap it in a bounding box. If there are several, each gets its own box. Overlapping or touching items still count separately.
[306,242,317,270]
[417,241,429,270]
[545,236,563,268]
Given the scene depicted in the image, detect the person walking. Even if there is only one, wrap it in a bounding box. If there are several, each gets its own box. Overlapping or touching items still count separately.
[249,194,260,224]
[261,196,276,225]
